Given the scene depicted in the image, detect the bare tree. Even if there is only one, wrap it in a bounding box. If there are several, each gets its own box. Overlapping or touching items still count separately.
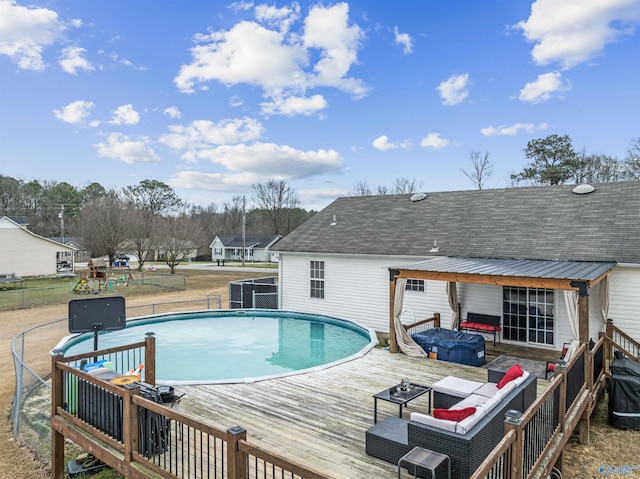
[75,190,129,265]
[625,136,640,181]
[391,177,423,194]
[462,151,493,189]
[154,214,203,274]
[350,180,372,196]
[222,196,245,234]
[252,180,300,235]
[121,207,155,270]
[572,151,626,184]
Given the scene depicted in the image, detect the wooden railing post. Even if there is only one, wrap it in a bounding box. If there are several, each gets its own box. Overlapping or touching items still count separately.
[144,332,156,386]
[434,312,441,328]
[50,350,65,479]
[504,410,524,479]
[605,319,614,365]
[227,426,247,479]
[122,383,141,464]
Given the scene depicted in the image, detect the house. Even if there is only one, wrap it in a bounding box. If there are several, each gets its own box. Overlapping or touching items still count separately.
[210,235,282,263]
[0,216,75,277]
[272,182,640,350]
[47,237,91,263]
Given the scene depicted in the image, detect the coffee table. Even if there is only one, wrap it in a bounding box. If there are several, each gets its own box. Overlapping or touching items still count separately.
[373,382,431,424]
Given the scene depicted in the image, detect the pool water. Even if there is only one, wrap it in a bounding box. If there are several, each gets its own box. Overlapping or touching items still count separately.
[61,310,376,384]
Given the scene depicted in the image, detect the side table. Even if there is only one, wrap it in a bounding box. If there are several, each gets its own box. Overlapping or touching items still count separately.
[373,382,431,424]
[398,446,450,479]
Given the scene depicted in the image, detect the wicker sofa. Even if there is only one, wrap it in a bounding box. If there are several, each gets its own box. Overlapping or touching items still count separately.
[365,368,537,479]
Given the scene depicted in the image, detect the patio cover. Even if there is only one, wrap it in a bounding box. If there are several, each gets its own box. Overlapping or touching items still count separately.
[388,257,616,353]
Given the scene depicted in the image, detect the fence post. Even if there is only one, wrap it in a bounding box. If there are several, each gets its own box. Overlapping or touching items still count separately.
[12,333,25,437]
[122,383,141,464]
[434,312,441,328]
[555,361,568,431]
[605,319,614,365]
[144,332,156,386]
[504,410,523,479]
[51,349,65,479]
[227,426,247,479]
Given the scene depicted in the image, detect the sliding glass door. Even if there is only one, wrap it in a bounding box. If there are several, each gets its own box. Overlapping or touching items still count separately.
[503,286,555,346]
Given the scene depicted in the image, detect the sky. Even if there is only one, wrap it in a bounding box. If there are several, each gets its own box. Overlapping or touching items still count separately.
[1,0,639,211]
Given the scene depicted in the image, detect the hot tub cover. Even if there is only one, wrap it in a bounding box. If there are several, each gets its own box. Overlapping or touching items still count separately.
[411,327,485,366]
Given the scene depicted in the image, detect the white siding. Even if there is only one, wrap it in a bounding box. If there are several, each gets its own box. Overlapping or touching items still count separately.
[279,254,640,346]
[609,265,640,342]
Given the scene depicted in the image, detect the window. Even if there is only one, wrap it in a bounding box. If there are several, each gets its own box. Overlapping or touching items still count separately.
[310,260,325,299]
[405,279,425,292]
[503,286,555,345]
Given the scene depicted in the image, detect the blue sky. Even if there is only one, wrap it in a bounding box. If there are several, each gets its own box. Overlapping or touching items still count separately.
[1,0,639,211]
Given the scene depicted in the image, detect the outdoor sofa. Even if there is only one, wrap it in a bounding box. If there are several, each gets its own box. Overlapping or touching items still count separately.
[366,367,537,479]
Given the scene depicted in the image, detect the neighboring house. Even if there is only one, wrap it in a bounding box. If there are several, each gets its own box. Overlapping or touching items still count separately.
[47,236,91,263]
[0,216,75,277]
[211,235,282,263]
[272,182,640,350]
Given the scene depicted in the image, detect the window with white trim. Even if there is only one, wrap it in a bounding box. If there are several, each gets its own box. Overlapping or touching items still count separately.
[405,279,425,292]
[310,260,325,299]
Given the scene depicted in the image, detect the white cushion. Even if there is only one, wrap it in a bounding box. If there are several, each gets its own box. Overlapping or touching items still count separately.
[495,380,516,399]
[452,394,489,409]
[432,376,485,398]
[473,382,499,398]
[410,412,458,432]
[512,370,530,387]
[455,407,487,434]
[476,393,501,414]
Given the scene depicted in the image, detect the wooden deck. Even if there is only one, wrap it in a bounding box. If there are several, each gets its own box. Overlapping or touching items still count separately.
[178,345,555,478]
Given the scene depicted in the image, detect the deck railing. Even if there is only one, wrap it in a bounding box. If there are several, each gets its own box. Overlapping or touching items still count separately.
[50,336,330,479]
[403,313,441,335]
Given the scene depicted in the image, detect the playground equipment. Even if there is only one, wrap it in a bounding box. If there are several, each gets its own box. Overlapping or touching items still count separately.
[73,258,136,294]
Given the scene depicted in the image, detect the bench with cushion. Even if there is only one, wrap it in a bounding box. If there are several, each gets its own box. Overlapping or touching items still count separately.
[460,312,502,346]
[366,367,536,479]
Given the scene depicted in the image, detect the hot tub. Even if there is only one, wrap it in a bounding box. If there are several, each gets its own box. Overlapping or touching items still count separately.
[411,327,486,366]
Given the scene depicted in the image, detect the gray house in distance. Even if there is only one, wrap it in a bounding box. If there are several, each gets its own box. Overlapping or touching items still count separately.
[272,182,640,351]
[210,234,282,263]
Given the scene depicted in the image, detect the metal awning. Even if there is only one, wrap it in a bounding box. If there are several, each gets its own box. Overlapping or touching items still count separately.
[389,257,616,290]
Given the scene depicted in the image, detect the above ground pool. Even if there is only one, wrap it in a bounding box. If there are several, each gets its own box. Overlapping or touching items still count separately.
[59,310,377,385]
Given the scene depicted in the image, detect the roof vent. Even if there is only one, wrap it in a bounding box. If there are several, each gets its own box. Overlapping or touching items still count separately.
[572,184,595,195]
[410,192,427,202]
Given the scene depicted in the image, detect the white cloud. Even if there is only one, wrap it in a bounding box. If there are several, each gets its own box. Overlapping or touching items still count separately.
[184,142,343,179]
[108,52,146,70]
[174,3,368,111]
[298,187,349,208]
[169,171,261,193]
[480,122,548,136]
[159,117,263,153]
[420,133,451,149]
[53,100,95,124]
[0,0,66,70]
[261,94,327,116]
[436,73,470,105]
[59,46,93,75]
[95,133,160,164]
[372,135,411,151]
[110,104,140,125]
[518,72,571,103]
[393,26,413,54]
[516,0,640,69]
[163,106,182,119]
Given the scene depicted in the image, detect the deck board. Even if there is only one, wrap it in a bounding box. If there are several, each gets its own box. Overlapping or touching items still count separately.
[178,347,551,478]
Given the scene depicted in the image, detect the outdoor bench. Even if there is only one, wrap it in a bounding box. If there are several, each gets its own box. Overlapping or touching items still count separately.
[460,312,502,346]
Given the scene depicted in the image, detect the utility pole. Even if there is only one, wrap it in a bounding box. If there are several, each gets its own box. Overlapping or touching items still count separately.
[242,196,246,266]
[58,205,65,243]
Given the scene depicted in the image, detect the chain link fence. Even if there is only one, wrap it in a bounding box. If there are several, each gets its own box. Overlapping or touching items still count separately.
[10,295,221,469]
[0,271,186,312]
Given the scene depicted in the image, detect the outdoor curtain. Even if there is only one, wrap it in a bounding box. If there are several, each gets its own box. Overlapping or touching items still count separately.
[447,281,460,330]
[393,278,428,358]
[564,289,580,340]
[599,275,609,329]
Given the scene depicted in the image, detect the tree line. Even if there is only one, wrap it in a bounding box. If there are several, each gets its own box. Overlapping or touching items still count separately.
[0,178,314,272]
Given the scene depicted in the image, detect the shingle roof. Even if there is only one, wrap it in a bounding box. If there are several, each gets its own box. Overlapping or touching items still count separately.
[218,234,281,249]
[273,182,640,264]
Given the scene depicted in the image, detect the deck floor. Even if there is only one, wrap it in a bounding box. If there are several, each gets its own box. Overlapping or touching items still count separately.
[178,344,557,478]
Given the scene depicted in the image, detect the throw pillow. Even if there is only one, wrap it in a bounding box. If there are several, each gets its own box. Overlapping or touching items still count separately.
[432,407,476,421]
[497,364,524,389]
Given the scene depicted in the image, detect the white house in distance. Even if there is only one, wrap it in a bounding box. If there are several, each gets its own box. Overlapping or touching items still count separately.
[210,235,282,263]
[272,182,640,351]
[0,216,75,277]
